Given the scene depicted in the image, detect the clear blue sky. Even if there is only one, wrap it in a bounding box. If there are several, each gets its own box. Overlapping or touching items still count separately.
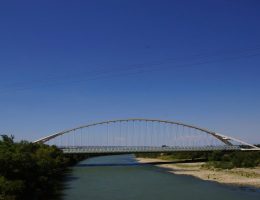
[0,0,260,143]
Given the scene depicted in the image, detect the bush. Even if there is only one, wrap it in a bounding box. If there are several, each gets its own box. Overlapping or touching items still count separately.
[207,151,260,169]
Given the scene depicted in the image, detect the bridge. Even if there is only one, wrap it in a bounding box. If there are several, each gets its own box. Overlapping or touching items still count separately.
[34,118,260,153]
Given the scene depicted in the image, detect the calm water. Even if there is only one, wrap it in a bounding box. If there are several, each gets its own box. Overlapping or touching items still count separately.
[63,154,260,200]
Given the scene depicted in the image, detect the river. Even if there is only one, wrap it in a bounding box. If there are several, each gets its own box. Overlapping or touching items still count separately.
[63,154,260,200]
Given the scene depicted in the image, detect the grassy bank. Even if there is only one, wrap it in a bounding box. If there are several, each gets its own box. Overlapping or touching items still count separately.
[0,135,86,200]
[136,150,260,188]
[136,150,260,169]
[137,157,260,188]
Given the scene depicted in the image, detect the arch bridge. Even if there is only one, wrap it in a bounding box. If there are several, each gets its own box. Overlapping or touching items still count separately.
[34,118,259,154]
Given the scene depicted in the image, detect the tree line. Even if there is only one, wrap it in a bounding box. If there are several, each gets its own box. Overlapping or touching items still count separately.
[0,135,85,200]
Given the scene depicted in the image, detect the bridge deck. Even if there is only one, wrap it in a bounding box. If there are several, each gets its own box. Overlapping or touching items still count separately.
[60,146,241,154]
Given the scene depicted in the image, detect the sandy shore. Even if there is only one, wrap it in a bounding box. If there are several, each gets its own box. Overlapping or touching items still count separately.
[136,157,260,188]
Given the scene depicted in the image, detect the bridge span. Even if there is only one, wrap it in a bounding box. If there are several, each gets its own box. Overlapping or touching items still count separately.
[34,118,259,153]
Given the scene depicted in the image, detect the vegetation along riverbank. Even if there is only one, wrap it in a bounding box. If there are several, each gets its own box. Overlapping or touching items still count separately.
[136,150,260,188]
[0,135,86,200]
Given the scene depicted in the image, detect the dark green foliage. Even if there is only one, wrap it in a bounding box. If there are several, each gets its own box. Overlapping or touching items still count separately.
[0,135,85,200]
[207,151,260,169]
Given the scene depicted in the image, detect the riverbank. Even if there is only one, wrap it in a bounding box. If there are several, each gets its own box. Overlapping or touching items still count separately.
[136,157,260,188]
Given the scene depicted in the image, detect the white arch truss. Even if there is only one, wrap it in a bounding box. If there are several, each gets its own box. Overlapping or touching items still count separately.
[34,118,258,150]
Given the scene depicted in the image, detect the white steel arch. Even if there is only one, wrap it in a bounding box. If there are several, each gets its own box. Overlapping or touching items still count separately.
[34,118,258,149]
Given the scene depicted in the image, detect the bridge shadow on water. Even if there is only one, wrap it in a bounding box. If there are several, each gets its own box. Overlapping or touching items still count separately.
[75,158,207,167]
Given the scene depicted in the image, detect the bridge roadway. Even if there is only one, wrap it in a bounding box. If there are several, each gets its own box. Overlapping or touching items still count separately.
[61,145,241,154]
